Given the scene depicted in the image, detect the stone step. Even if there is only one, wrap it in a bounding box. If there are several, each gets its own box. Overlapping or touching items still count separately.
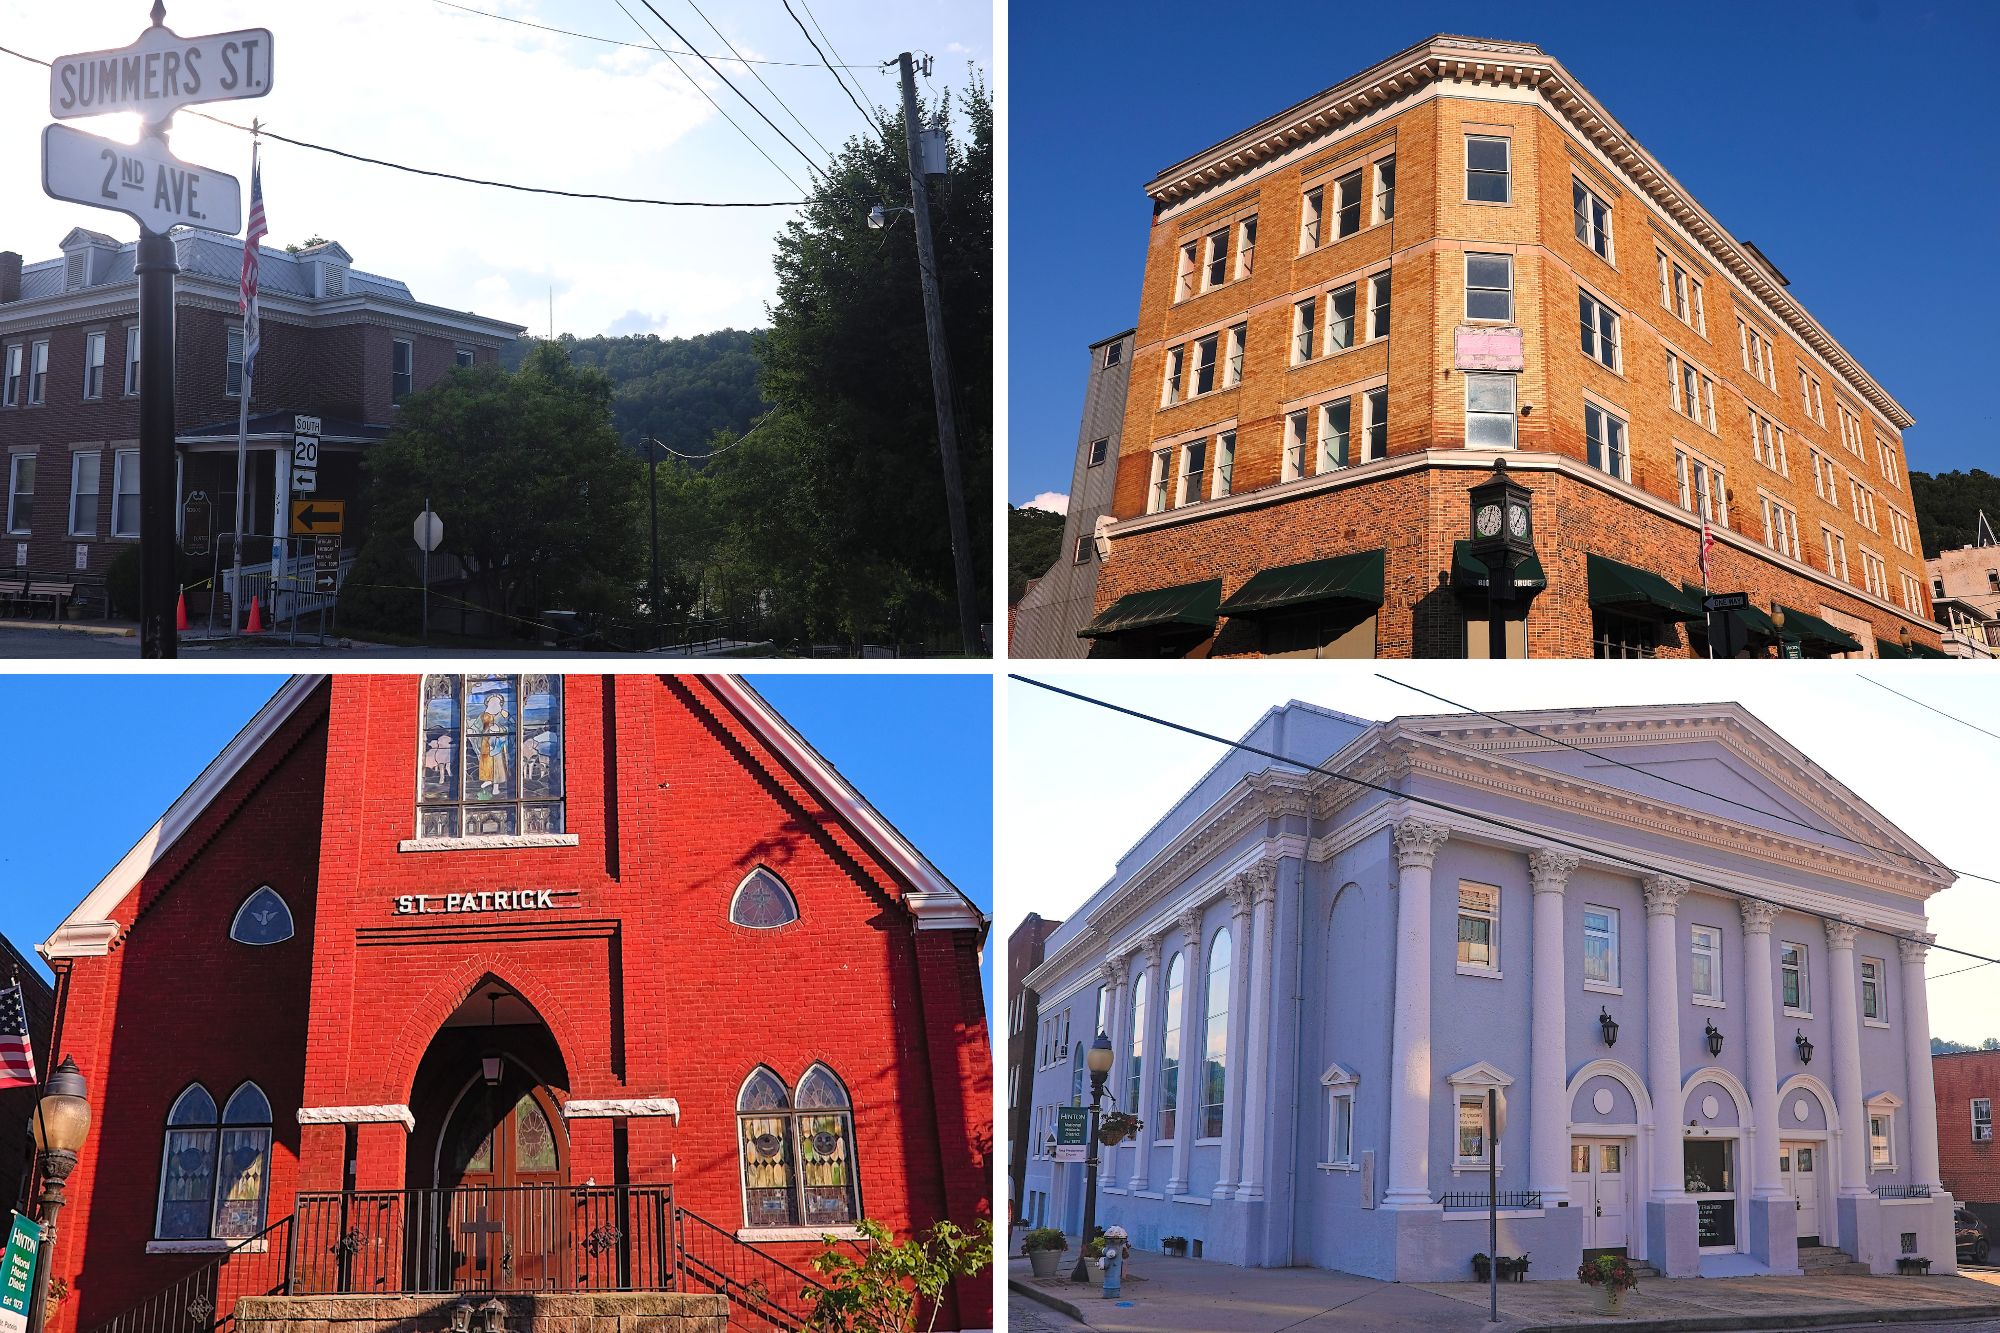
[1798,1245,1871,1276]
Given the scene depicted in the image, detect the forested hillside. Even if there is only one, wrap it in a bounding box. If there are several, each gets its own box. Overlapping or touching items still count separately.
[1910,469,2000,557]
[503,329,769,462]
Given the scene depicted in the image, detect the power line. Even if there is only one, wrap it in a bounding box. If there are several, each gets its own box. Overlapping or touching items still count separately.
[797,0,880,116]
[0,42,804,208]
[781,0,886,137]
[629,0,829,184]
[1010,673,2000,972]
[1860,676,2000,745]
[677,0,833,163]
[427,0,876,66]
[1373,673,1999,888]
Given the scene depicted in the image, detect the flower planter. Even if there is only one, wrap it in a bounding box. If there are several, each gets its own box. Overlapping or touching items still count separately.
[1896,1257,1933,1276]
[1028,1248,1062,1279]
[1471,1254,1491,1282]
[1161,1239,1188,1258]
[1593,1284,1624,1315]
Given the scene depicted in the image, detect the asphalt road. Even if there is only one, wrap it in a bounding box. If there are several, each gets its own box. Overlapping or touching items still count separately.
[0,625,754,659]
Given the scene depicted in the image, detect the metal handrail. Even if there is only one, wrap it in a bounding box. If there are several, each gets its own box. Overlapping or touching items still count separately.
[82,1215,294,1333]
[1873,1184,1933,1199]
[1434,1190,1543,1210]
[672,1206,826,1332]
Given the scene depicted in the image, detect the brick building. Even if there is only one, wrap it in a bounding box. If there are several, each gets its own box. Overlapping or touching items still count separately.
[32,675,991,1330]
[1,230,519,617]
[1079,35,1941,659]
[1,934,56,1220]
[1004,911,1062,1226]
[1933,1050,2000,1238]
[1926,528,2000,659]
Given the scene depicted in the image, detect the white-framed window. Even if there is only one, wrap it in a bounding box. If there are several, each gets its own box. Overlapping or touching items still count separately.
[1446,1064,1515,1172]
[124,326,141,396]
[1876,436,1901,489]
[1234,216,1257,280]
[1317,397,1351,473]
[68,451,100,537]
[1465,253,1513,322]
[1466,134,1510,203]
[1102,341,1124,369]
[1759,494,1802,562]
[1780,940,1810,1016]
[1821,525,1850,583]
[27,340,48,405]
[1799,367,1825,425]
[1213,430,1236,498]
[1656,250,1704,332]
[392,338,415,404]
[1147,448,1172,514]
[1,345,19,407]
[1127,968,1147,1113]
[1836,401,1864,455]
[1584,402,1627,480]
[1072,533,1091,564]
[454,348,476,369]
[1851,478,1878,532]
[1887,508,1913,555]
[82,331,106,400]
[1867,1094,1900,1170]
[1738,319,1777,389]
[1299,186,1323,252]
[1283,410,1309,483]
[1860,548,1888,599]
[225,327,245,397]
[155,1082,273,1242]
[5,455,32,535]
[229,885,296,946]
[1224,323,1246,387]
[1176,239,1199,300]
[1749,408,1787,476]
[1465,372,1517,449]
[1899,571,1924,614]
[1087,437,1108,468]
[1690,924,1723,1004]
[1666,351,1716,430]
[1162,344,1184,407]
[1160,951,1184,1138]
[1572,178,1612,260]
[730,867,800,929]
[1457,880,1500,975]
[111,449,141,538]
[1321,167,1364,241]
[1362,386,1389,462]
[1372,156,1396,225]
[1293,298,1316,364]
[1192,333,1218,396]
[1203,226,1229,291]
[1326,284,1356,353]
[1974,1098,1993,1142]
[1201,927,1230,1138]
[1367,270,1392,342]
[1177,437,1208,508]
[1675,448,1727,526]
[1579,290,1620,370]
[1812,449,1837,503]
[737,1064,861,1228]
[1860,956,1887,1024]
[1583,905,1619,990]
[1321,1063,1359,1168]
[1457,1094,1490,1167]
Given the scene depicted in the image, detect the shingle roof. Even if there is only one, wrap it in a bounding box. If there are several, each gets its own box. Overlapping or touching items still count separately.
[18,230,415,304]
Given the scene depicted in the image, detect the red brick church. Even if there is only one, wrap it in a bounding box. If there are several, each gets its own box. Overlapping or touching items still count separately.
[31,674,992,1331]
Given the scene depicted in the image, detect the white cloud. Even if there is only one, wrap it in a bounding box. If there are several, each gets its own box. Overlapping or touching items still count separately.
[1020,492,1068,514]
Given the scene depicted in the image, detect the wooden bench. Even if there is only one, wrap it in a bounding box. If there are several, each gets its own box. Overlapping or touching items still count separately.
[0,573,74,619]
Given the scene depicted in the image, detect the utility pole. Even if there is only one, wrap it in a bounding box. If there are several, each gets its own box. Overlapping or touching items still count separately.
[136,163,178,658]
[897,51,980,657]
[643,437,664,648]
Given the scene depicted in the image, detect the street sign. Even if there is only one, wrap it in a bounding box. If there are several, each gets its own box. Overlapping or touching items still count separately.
[291,469,317,494]
[1781,639,1804,660]
[1703,592,1749,612]
[314,534,340,569]
[1054,1106,1088,1164]
[181,489,212,557]
[292,417,321,496]
[294,415,321,436]
[43,123,242,237]
[0,1213,42,1333]
[289,499,343,536]
[50,24,274,125]
[414,510,444,553]
[293,436,319,470]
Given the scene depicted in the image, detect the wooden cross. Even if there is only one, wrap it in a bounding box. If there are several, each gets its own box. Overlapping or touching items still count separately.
[461,1206,504,1271]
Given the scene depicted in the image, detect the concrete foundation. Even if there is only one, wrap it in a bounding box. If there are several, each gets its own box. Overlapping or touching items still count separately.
[234,1294,729,1333]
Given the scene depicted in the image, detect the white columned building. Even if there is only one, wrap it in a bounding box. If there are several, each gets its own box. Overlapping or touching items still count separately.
[1528,850,1577,1207]
[1235,862,1278,1203]
[1738,900,1795,1268]
[1167,907,1206,1196]
[1214,874,1256,1199]
[1385,820,1447,1209]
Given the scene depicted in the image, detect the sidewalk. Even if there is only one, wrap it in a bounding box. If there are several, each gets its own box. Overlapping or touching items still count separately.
[1009,1253,2000,1332]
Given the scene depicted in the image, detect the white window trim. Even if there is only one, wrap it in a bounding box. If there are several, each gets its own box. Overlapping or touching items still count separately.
[81,330,106,401]
[1578,287,1622,373]
[1464,134,1511,204]
[111,449,141,539]
[68,451,100,538]
[1463,251,1514,323]
[1,344,19,408]
[1320,1062,1360,1170]
[26,340,49,406]
[1447,1061,1512,1173]
[1572,176,1614,262]
[1464,371,1518,451]
[1455,879,1502,978]
[224,325,245,398]
[5,455,32,536]
[124,326,141,396]
[1972,1098,1993,1143]
[1780,941,1812,1019]
[1866,1092,1902,1172]
[1860,956,1889,1028]
[1690,923,1725,1007]
[1366,270,1392,343]
[1582,397,1629,482]
[1212,429,1236,500]
[1582,903,1621,993]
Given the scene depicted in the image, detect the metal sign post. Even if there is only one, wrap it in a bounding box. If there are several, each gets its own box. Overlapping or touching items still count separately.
[40,3,272,656]
[1487,1087,1508,1324]
[414,504,443,643]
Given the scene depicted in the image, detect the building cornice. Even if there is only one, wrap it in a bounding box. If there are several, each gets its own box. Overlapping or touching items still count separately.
[1142,35,1912,430]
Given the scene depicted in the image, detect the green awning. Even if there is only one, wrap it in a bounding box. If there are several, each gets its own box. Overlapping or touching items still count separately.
[1452,541,1547,593]
[1772,604,1865,654]
[1078,578,1222,639]
[1588,554,1704,622]
[1876,640,1909,659]
[1680,585,1780,638]
[1908,641,1951,659]
[1219,549,1385,618]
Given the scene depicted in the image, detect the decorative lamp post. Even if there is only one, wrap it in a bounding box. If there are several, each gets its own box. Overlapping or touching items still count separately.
[1704,1020,1725,1058]
[1795,1029,1814,1066]
[1598,1007,1619,1048]
[1070,1032,1116,1283]
[26,1057,91,1333]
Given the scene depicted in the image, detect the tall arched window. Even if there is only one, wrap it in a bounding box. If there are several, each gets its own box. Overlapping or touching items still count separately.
[737,1065,860,1229]
[1160,953,1184,1137]
[157,1085,218,1240]
[1070,1042,1085,1106]
[1126,972,1146,1118]
[1202,928,1231,1139]
[155,1082,273,1241]
[795,1065,860,1227]
[418,675,564,838]
[730,868,800,928]
[214,1084,273,1238]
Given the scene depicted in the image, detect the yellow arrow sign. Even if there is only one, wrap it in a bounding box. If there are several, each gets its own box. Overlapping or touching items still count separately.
[290,499,344,536]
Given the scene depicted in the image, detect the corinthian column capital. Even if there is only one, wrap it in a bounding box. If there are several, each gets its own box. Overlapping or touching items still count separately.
[1823,918,1860,951]
[1897,932,1935,966]
[1178,904,1207,941]
[1642,874,1689,917]
[1738,900,1779,935]
[1527,849,1580,895]
[1392,818,1450,871]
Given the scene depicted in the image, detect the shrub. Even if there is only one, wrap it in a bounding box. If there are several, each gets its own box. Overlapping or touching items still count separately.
[1021,1227,1066,1254]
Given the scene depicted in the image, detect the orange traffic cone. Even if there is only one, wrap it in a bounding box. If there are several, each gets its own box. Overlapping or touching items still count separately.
[175,591,188,632]
[246,595,264,634]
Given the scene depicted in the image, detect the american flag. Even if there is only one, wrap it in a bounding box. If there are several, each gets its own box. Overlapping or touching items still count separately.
[1698,513,1715,586]
[239,156,268,381]
[0,981,35,1092]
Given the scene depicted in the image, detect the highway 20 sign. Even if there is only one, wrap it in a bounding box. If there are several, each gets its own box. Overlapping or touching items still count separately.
[49,23,273,125]
[42,123,241,236]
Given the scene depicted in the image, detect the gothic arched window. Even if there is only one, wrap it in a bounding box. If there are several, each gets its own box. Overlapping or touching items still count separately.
[229,886,294,946]
[736,1065,861,1229]
[156,1085,218,1240]
[214,1084,274,1239]
[730,868,800,929]
[418,675,565,838]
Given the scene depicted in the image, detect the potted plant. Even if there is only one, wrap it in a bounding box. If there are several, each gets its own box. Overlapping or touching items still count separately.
[1471,1252,1491,1282]
[1023,1227,1067,1279]
[1160,1234,1188,1258]
[1506,1252,1532,1282]
[1577,1254,1640,1314]
[1896,1255,1933,1275]
[1098,1111,1143,1146]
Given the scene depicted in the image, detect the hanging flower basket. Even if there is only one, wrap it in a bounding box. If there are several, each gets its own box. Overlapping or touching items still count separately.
[1097,1111,1143,1146]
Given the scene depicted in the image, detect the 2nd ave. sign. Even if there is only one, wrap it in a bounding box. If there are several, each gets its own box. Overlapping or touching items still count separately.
[43,123,241,237]
[50,23,273,124]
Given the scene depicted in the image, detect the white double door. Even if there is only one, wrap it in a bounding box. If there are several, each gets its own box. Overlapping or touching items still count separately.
[1778,1142,1823,1245]
[1570,1137,1631,1252]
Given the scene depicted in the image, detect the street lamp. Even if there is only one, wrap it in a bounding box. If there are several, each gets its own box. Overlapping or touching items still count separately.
[1071,1032,1116,1283]
[26,1057,91,1333]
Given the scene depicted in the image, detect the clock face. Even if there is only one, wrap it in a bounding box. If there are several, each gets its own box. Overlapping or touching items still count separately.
[1508,503,1529,538]
[1475,503,1503,538]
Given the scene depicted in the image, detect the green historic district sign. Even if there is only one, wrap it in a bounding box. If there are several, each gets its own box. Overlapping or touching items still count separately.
[0,1213,42,1333]
[1054,1105,1088,1164]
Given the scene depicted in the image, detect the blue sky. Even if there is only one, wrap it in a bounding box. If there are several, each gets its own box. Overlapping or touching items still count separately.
[1008,2,1999,507]
[0,674,993,994]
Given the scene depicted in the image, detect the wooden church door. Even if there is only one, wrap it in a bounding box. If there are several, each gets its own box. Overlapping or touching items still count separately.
[440,1081,569,1290]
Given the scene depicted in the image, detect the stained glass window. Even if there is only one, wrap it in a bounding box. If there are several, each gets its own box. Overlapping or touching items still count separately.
[156,1082,273,1241]
[157,1085,218,1240]
[730,868,800,929]
[230,885,295,946]
[213,1084,273,1239]
[417,675,564,839]
[738,1065,862,1229]
[515,1094,558,1172]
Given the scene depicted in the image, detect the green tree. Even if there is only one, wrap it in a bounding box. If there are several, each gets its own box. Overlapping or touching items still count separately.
[1008,505,1064,603]
[355,342,644,632]
[1910,469,2000,557]
[801,1218,993,1333]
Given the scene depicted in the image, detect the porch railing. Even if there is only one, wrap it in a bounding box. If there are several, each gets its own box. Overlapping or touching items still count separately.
[87,1215,294,1333]
[1435,1190,1543,1210]
[1873,1184,1933,1199]
[290,1184,676,1294]
[673,1208,823,1332]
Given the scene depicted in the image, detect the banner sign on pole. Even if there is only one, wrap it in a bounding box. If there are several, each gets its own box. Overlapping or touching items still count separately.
[0,1213,43,1333]
[1054,1105,1089,1164]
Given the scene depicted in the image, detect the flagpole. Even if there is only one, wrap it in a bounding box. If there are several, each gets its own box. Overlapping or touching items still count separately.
[230,133,261,634]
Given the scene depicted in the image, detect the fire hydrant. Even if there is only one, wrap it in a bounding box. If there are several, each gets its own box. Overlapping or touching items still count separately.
[1099,1240,1124,1298]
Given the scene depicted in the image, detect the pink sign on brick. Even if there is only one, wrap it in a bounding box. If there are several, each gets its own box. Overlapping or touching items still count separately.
[1455,325,1524,371]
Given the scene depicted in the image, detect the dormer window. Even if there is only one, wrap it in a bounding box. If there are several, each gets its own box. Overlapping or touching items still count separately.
[295,240,354,299]
[59,229,119,292]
